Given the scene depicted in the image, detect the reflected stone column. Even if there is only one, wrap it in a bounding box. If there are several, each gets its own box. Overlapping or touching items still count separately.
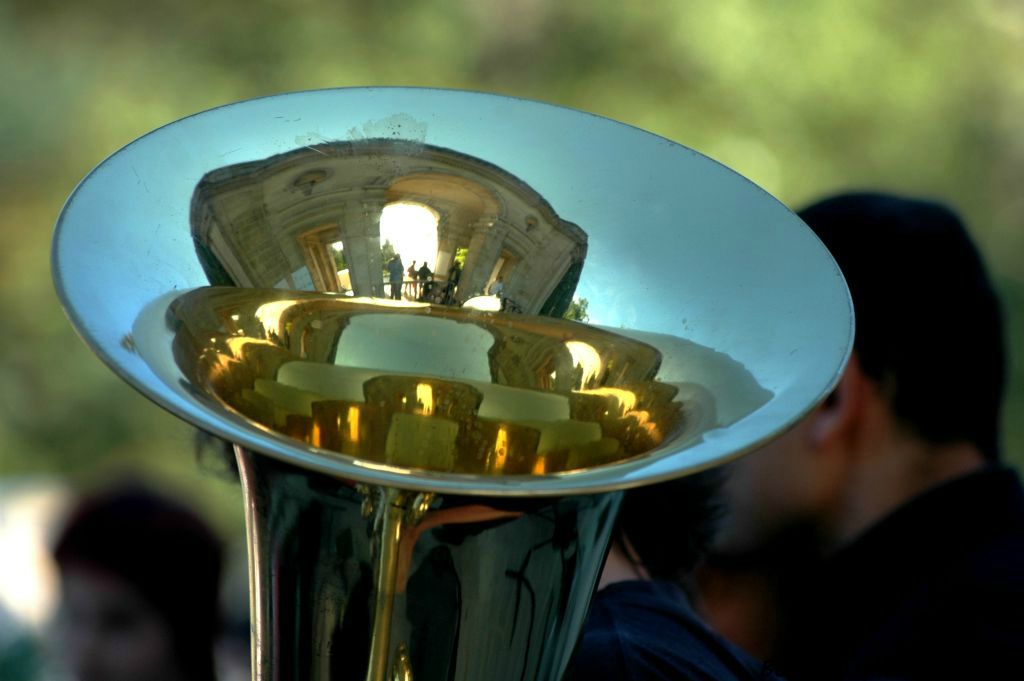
[339,197,386,297]
[515,235,586,315]
[434,219,457,280]
[458,216,507,301]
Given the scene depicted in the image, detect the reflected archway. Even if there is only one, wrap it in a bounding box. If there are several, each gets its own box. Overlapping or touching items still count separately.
[190,139,588,316]
[380,202,440,301]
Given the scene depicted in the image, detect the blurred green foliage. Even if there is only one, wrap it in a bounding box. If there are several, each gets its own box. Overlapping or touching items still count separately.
[564,297,590,323]
[1,0,1022,532]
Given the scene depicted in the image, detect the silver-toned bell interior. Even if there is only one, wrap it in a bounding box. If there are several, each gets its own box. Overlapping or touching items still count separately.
[53,88,853,495]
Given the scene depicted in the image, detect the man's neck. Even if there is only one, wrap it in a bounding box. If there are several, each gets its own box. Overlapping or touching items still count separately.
[833,437,987,546]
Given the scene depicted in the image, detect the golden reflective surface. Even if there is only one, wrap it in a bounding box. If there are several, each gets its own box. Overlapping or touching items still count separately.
[171,287,714,476]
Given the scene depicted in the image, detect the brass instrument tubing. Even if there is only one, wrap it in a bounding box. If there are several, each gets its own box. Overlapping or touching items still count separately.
[366,487,408,681]
[235,446,268,680]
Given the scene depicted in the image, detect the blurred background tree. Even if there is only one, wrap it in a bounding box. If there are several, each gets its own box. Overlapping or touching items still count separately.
[1,0,1022,537]
[380,239,398,272]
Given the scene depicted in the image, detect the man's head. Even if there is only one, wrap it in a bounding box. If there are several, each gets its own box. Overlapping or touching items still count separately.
[802,193,1005,459]
[53,485,223,681]
[715,192,1006,552]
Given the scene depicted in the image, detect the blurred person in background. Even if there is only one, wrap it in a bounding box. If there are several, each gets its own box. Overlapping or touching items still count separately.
[52,484,223,681]
[701,193,1024,680]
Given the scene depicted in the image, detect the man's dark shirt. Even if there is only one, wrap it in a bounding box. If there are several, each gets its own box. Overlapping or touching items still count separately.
[774,466,1024,680]
[572,580,781,680]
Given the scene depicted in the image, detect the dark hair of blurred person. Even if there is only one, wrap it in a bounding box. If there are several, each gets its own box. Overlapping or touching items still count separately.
[570,470,782,680]
[806,193,1005,459]
[53,484,223,681]
[703,192,1024,680]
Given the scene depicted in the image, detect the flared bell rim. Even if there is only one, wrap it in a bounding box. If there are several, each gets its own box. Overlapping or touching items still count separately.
[52,87,853,496]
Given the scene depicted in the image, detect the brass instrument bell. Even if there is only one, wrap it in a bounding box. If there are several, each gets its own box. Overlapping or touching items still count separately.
[53,88,853,680]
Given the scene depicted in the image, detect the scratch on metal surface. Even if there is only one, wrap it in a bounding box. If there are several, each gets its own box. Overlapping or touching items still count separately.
[132,166,150,193]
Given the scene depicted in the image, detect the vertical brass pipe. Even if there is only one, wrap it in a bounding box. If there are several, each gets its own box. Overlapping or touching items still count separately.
[365,487,406,681]
[235,445,270,681]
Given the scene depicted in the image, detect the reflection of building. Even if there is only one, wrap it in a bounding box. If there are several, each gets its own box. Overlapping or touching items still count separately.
[190,140,588,315]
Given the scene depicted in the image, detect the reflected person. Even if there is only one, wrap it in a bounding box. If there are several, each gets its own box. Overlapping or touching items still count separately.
[417,262,433,301]
[405,260,418,298]
[387,254,405,300]
[444,260,462,305]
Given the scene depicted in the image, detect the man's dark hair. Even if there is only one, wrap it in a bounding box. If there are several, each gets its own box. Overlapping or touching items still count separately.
[798,192,1005,460]
[617,469,723,581]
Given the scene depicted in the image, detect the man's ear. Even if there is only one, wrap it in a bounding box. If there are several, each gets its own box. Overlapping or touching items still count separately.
[808,352,869,452]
